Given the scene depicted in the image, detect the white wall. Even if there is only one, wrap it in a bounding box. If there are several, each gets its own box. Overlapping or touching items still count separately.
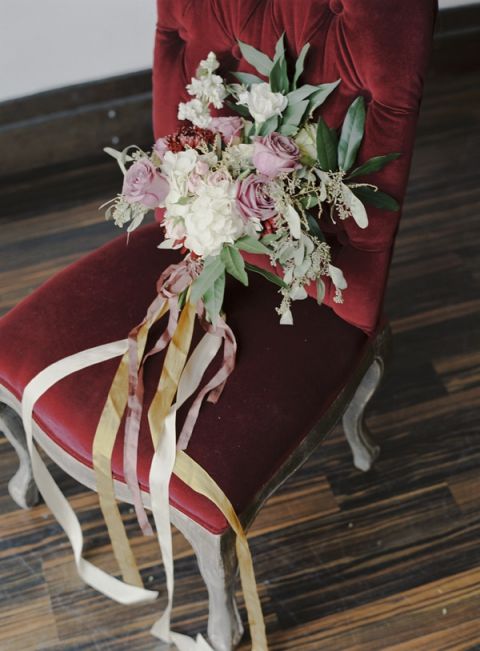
[0,0,476,103]
[0,0,156,103]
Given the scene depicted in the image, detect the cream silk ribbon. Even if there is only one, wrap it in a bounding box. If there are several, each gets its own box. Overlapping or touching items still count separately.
[21,315,268,650]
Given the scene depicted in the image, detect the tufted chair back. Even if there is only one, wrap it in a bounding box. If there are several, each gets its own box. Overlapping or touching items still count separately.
[152,0,437,334]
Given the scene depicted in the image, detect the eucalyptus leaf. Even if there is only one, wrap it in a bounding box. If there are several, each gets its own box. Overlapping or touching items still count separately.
[226,100,251,118]
[316,117,338,171]
[203,272,226,324]
[279,99,309,133]
[244,262,287,288]
[232,71,264,85]
[341,183,368,229]
[238,40,274,76]
[346,152,401,178]
[305,211,325,240]
[221,245,248,286]
[284,203,302,239]
[287,84,321,104]
[352,186,399,211]
[261,233,282,244]
[337,96,365,171]
[278,123,299,136]
[300,194,319,210]
[236,235,271,255]
[274,33,286,61]
[190,256,225,303]
[269,54,289,94]
[256,114,279,136]
[316,278,326,305]
[293,43,311,89]
[307,80,341,115]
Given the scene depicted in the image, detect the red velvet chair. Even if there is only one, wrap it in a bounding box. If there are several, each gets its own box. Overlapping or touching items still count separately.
[0,1,436,649]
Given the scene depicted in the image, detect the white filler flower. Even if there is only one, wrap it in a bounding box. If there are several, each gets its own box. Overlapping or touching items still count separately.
[177,98,212,128]
[238,82,288,124]
[184,180,245,257]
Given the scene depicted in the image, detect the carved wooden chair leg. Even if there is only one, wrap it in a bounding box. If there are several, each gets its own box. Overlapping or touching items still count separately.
[0,403,40,509]
[175,512,244,651]
[342,358,383,472]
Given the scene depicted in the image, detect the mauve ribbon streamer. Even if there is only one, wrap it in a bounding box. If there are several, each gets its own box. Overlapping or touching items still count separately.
[122,259,210,535]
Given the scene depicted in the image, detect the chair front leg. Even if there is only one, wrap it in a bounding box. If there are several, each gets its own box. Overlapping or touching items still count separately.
[342,358,383,472]
[0,403,40,509]
[174,512,244,651]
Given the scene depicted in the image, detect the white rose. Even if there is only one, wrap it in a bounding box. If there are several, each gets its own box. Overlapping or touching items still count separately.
[295,123,317,165]
[183,180,245,257]
[237,82,288,124]
[177,98,212,128]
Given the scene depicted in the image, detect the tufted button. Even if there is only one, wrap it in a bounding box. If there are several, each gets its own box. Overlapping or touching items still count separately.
[232,44,242,60]
[329,0,343,15]
[362,90,373,104]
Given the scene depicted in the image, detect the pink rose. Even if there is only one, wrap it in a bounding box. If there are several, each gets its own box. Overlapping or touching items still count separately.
[236,175,277,222]
[253,132,301,178]
[210,116,243,144]
[122,159,169,209]
[153,137,168,158]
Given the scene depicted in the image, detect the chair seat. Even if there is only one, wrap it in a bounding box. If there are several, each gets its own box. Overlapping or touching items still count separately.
[0,223,369,533]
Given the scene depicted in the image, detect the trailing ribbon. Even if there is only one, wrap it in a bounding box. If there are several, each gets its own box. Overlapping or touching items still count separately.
[21,340,158,605]
[20,260,268,650]
[123,260,199,536]
[177,304,237,451]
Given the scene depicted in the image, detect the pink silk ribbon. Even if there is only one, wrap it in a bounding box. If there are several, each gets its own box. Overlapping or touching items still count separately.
[123,259,201,535]
[177,305,237,451]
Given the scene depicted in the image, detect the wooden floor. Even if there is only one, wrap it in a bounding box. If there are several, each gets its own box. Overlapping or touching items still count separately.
[1,66,480,651]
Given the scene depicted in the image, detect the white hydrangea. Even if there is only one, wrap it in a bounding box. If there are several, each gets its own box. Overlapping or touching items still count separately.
[237,82,288,124]
[183,179,245,257]
[177,98,212,128]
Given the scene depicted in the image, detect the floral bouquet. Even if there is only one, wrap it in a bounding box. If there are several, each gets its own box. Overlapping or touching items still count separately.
[91,37,401,650]
[104,35,399,326]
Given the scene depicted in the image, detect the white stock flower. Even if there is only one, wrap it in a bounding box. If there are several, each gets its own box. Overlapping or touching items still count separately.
[198,51,220,74]
[237,82,288,124]
[178,98,212,128]
[183,179,245,257]
[187,74,226,109]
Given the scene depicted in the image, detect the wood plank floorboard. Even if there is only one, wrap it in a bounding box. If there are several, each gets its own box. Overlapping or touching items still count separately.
[0,68,479,650]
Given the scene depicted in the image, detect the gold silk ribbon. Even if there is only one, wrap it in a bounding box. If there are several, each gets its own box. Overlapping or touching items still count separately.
[21,291,268,649]
[174,451,268,651]
[92,298,169,586]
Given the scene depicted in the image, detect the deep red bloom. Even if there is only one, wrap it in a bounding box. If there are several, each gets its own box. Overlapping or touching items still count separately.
[165,125,215,152]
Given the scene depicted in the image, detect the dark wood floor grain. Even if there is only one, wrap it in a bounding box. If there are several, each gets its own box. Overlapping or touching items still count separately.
[0,67,479,651]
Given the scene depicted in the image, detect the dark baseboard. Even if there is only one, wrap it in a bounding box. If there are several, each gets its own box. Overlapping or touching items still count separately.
[0,4,478,186]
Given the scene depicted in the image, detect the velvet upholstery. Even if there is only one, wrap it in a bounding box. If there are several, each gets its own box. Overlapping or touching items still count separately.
[0,224,368,533]
[153,0,436,333]
[0,1,435,534]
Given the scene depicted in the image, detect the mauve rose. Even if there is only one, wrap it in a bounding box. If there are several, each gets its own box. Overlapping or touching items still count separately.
[252,132,301,178]
[153,137,168,158]
[236,175,277,222]
[210,116,243,144]
[122,159,169,209]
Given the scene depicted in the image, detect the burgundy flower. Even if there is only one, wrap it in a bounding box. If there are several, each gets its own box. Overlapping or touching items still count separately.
[253,132,301,178]
[164,125,215,153]
[236,175,277,222]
